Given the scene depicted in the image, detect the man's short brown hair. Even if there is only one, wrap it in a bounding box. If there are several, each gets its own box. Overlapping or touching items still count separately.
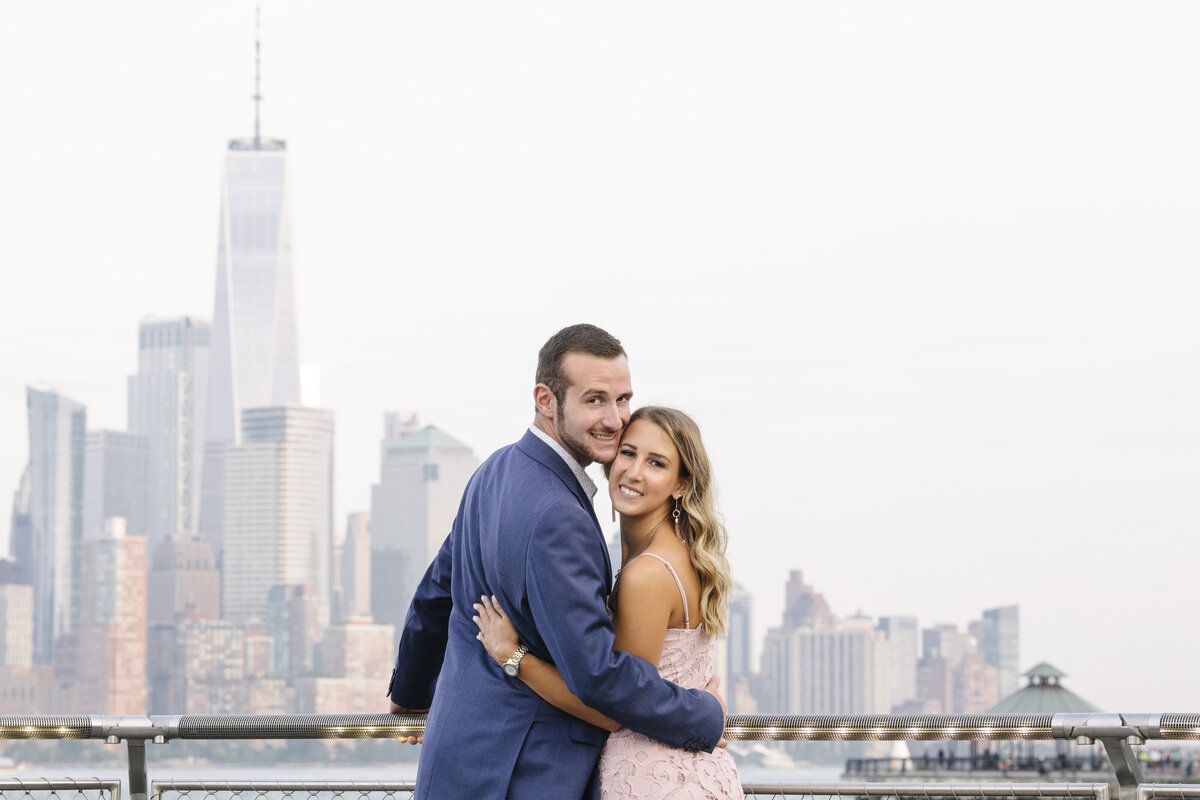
[536,324,627,405]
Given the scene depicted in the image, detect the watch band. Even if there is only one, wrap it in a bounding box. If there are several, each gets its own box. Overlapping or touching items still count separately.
[503,644,530,677]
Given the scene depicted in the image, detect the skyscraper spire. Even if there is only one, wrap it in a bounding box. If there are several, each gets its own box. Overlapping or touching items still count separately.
[253,5,262,148]
[203,2,298,557]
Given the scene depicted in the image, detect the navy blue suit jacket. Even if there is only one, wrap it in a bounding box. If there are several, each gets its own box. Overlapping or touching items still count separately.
[388,430,724,800]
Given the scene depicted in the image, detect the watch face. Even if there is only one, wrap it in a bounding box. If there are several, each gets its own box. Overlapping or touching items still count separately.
[504,663,518,677]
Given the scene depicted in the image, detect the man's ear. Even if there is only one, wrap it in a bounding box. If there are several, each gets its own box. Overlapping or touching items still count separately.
[533,384,557,421]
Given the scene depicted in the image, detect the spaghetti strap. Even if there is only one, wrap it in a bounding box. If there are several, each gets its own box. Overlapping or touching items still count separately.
[625,552,691,629]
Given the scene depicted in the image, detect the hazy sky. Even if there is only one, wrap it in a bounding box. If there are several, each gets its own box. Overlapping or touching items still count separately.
[3,2,1199,711]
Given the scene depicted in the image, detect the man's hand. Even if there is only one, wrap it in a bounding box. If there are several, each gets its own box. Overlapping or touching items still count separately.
[702,676,728,748]
[389,702,428,744]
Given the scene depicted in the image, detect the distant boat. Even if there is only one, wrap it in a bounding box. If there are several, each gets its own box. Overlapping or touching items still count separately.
[0,756,20,770]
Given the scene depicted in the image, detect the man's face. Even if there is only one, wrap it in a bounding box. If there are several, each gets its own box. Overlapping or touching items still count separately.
[552,352,633,466]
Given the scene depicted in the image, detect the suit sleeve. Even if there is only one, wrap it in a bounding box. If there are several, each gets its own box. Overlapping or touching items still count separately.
[388,532,453,709]
[525,502,724,752]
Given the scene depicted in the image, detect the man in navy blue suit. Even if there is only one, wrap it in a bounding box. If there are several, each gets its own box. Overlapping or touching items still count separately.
[388,324,725,799]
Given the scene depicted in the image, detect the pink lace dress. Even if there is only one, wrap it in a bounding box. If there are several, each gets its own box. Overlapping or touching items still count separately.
[598,553,741,800]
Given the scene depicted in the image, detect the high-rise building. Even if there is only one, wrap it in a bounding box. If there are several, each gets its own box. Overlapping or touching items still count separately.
[222,406,334,624]
[244,619,275,679]
[877,615,918,710]
[921,623,976,670]
[953,651,1000,713]
[171,620,247,714]
[26,387,86,664]
[719,583,756,715]
[9,467,33,584]
[152,618,292,714]
[340,513,371,621]
[82,430,150,540]
[369,417,477,630]
[147,536,220,625]
[725,583,754,683]
[128,317,211,546]
[317,618,394,679]
[77,518,147,714]
[915,656,952,714]
[0,664,56,714]
[758,617,890,715]
[295,618,395,714]
[266,582,320,681]
[973,605,1020,699]
[0,581,34,669]
[200,91,301,560]
[781,570,835,630]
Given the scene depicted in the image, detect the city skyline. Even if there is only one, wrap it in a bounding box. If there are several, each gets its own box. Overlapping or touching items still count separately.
[3,2,1200,711]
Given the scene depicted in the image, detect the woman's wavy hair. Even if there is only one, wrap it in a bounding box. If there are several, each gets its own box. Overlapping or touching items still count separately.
[614,406,733,637]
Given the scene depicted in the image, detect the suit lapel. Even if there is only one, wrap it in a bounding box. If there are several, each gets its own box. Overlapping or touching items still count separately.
[517,430,613,585]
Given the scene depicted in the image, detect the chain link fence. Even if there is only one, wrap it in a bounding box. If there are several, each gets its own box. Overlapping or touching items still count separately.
[143,779,1111,800]
[0,779,121,800]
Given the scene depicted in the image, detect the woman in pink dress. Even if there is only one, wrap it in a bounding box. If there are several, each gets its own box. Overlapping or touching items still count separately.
[473,405,741,799]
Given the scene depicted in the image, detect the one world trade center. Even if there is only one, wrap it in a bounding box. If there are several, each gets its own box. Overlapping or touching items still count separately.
[199,33,300,559]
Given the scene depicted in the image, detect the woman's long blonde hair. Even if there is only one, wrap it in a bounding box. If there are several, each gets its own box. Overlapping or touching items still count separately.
[625,406,732,637]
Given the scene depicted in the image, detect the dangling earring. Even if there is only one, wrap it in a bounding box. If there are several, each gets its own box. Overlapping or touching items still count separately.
[672,498,682,539]
[611,505,617,523]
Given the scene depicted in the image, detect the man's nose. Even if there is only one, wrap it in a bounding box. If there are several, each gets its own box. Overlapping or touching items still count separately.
[601,401,622,431]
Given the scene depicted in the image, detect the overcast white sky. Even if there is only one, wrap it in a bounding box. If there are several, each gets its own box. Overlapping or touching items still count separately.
[3,2,1199,711]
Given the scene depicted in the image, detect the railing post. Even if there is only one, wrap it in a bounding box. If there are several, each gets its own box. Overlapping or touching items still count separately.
[126,739,149,800]
[1099,737,1144,800]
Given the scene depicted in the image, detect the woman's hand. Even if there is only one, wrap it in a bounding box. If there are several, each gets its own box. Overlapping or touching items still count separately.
[473,594,521,666]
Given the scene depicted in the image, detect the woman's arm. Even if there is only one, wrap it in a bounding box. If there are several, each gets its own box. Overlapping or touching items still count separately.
[473,595,621,732]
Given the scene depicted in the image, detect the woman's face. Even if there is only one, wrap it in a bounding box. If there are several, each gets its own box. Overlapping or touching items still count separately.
[608,418,686,518]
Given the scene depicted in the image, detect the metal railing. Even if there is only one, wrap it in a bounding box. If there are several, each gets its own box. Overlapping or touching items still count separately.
[150,781,416,800]
[3,712,1198,800]
[1138,787,1200,800]
[845,755,1115,776]
[0,779,121,800]
[0,777,1116,800]
[143,779,1112,800]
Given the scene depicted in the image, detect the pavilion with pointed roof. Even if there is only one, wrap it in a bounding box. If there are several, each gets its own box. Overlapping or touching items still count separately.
[383,424,474,453]
[988,662,1098,714]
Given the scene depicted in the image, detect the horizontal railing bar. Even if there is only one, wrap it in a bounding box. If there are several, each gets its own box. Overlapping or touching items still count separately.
[145,781,1109,800]
[1138,786,1200,800]
[152,782,418,793]
[1157,713,1200,740]
[0,780,121,790]
[0,716,93,739]
[725,714,1058,741]
[0,712,1192,742]
[739,784,1109,799]
[174,714,425,739]
[145,780,1110,800]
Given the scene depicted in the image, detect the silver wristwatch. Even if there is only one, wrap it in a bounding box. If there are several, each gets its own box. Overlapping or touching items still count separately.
[503,644,530,677]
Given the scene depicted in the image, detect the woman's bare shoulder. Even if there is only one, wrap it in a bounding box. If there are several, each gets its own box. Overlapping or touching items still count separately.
[616,554,680,597]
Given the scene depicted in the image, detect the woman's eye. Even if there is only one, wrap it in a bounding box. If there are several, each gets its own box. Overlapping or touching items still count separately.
[619,449,635,458]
